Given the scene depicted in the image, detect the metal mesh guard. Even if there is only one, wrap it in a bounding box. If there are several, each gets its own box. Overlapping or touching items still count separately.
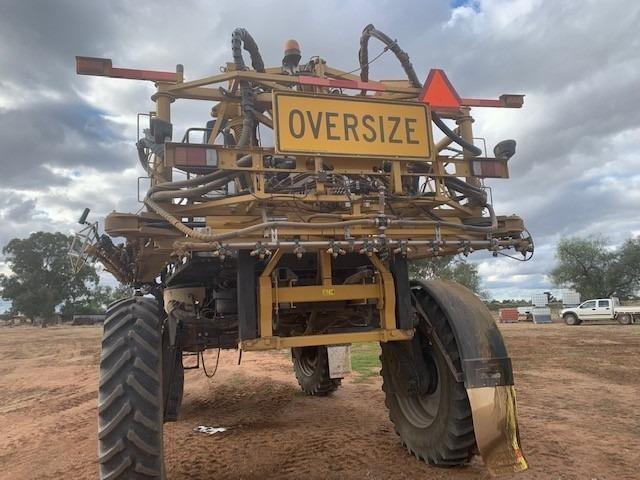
[68,223,98,274]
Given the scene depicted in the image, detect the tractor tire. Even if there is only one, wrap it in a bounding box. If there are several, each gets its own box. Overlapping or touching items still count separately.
[564,314,580,326]
[98,297,165,480]
[381,291,476,466]
[292,346,341,396]
[617,313,632,325]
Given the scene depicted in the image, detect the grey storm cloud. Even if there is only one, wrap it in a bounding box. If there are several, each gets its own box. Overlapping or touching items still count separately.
[0,0,638,299]
[0,1,125,91]
[0,101,130,188]
[0,194,37,222]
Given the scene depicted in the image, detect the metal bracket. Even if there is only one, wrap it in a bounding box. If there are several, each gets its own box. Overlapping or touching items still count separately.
[182,351,201,370]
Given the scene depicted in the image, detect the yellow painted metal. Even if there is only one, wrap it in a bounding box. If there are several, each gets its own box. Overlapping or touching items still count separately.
[250,249,404,350]
[467,386,529,474]
[276,284,380,303]
[240,328,414,351]
[151,86,174,183]
[368,255,396,330]
[457,106,483,211]
[258,250,284,338]
[162,143,487,180]
[391,160,403,194]
[272,92,432,159]
[319,250,332,287]
[207,101,229,144]
[164,68,422,95]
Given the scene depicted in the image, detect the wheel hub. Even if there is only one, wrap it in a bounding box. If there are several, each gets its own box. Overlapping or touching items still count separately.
[395,338,442,429]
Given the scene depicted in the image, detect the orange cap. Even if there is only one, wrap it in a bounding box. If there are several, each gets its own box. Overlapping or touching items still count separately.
[284,39,301,54]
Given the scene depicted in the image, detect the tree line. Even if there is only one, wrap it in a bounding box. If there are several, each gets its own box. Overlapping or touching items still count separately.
[0,232,131,322]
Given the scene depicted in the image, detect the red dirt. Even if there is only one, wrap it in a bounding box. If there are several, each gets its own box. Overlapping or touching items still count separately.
[0,323,638,479]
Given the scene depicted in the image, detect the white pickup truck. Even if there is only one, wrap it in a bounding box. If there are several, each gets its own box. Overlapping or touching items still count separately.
[561,298,640,325]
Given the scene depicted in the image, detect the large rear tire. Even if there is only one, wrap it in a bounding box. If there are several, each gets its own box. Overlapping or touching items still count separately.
[381,290,476,466]
[98,297,165,480]
[292,346,341,396]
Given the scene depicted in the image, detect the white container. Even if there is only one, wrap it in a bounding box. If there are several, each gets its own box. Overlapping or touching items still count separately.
[562,290,581,307]
[531,293,549,307]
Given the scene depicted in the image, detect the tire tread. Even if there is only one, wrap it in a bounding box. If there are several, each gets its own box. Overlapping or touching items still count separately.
[381,288,476,466]
[98,296,164,479]
[292,346,341,396]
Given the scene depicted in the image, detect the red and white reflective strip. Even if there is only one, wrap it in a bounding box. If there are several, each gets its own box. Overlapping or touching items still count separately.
[173,146,218,167]
[472,160,507,178]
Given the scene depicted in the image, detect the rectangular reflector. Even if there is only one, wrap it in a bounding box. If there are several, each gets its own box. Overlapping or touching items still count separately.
[472,160,508,178]
[165,144,219,173]
[76,57,112,76]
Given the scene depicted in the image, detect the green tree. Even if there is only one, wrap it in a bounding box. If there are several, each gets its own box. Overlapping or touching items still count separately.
[0,232,99,321]
[550,236,640,299]
[60,284,134,319]
[609,238,640,298]
[409,256,487,298]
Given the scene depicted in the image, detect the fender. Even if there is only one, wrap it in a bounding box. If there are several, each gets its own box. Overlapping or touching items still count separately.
[410,279,528,475]
[411,279,512,388]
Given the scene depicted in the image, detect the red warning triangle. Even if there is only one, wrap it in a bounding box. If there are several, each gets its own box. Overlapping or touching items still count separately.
[419,69,462,109]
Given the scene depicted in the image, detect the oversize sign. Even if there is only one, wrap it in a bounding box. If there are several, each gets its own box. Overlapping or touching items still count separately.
[273,92,432,158]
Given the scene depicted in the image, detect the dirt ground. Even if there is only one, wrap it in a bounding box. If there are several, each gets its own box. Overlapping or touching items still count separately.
[0,323,638,480]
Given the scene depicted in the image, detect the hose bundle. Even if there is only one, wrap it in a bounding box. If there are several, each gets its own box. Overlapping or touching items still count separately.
[358,24,482,157]
[231,28,265,147]
[141,26,495,243]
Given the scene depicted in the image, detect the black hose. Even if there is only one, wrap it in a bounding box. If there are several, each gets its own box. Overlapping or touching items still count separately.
[358,24,481,157]
[359,24,421,89]
[231,28,265,73]
[444,176,487,204]
[231,28,265,147]
[148,155,252,200]
[431,114,482,156]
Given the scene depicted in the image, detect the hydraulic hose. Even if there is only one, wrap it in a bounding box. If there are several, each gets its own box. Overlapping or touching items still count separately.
[150,174,238,201]
[359,24,421,89]
[143,197,377,243]
[431,114,482,156]
[145,195,497,242]
[231,28,265,147]
[444,176,488,204]
[147,155,252,200]
[149,170,226,194]
[144,196,212,240]
[358,24,482,157]
[394,203,498,233]
[202,218,376,242]
[231,28,265,73]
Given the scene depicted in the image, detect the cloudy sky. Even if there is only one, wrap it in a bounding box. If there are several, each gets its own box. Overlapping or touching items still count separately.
[0,0,638,302]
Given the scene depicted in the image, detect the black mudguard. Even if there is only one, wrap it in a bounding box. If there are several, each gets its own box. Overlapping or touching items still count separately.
[410,279,528,474]
[410,279,513,389]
